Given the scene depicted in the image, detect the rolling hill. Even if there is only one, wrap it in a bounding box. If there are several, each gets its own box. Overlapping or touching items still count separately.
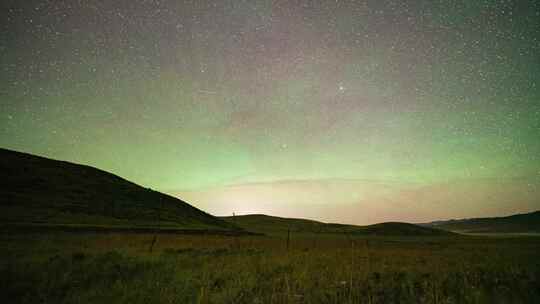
[0,148,239,232]
[422,210,540,233]
[221,214,454,236]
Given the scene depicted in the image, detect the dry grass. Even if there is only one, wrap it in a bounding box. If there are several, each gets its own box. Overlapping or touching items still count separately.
[1,232,539,303]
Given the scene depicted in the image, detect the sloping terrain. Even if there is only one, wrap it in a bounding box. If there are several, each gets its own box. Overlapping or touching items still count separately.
[0,148,238,231]
[221,214,454,236]
[423,210,540,233]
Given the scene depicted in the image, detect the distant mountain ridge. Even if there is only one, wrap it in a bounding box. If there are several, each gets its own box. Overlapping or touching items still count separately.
[0,148,238,231]
[221,214,455,236]
[421,210,540,233]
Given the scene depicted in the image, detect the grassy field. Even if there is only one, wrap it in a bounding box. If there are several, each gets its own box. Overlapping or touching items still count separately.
[2,232,539,303]
[7,148,538,302]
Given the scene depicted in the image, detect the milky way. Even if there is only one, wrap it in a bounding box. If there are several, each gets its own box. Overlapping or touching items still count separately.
[2,1,539,223]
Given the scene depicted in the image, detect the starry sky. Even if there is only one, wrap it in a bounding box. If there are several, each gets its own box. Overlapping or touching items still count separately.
[2,0,540,224]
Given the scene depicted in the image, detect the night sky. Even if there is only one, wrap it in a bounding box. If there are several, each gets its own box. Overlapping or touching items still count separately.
[2,0,539,224]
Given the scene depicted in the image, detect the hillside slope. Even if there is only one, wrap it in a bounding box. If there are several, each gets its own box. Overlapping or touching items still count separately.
[0,148,237,231]
[221,214,454,236]
[423,210,540,233]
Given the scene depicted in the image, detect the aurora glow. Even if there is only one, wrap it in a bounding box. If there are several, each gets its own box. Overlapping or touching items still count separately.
[1,1,539,224]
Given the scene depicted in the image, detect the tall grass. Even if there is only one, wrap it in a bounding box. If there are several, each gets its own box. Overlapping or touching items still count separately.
[1,233,539,303]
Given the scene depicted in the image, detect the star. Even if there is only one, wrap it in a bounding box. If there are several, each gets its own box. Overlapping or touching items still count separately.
[1,0,538,223]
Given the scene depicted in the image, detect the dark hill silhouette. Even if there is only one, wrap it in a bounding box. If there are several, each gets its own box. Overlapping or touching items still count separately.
[221,214,454,236]
[422,210,540,233]
[0,148,239,232]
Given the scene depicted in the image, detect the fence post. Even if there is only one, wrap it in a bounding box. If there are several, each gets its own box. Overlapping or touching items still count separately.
[286,228,290,252]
